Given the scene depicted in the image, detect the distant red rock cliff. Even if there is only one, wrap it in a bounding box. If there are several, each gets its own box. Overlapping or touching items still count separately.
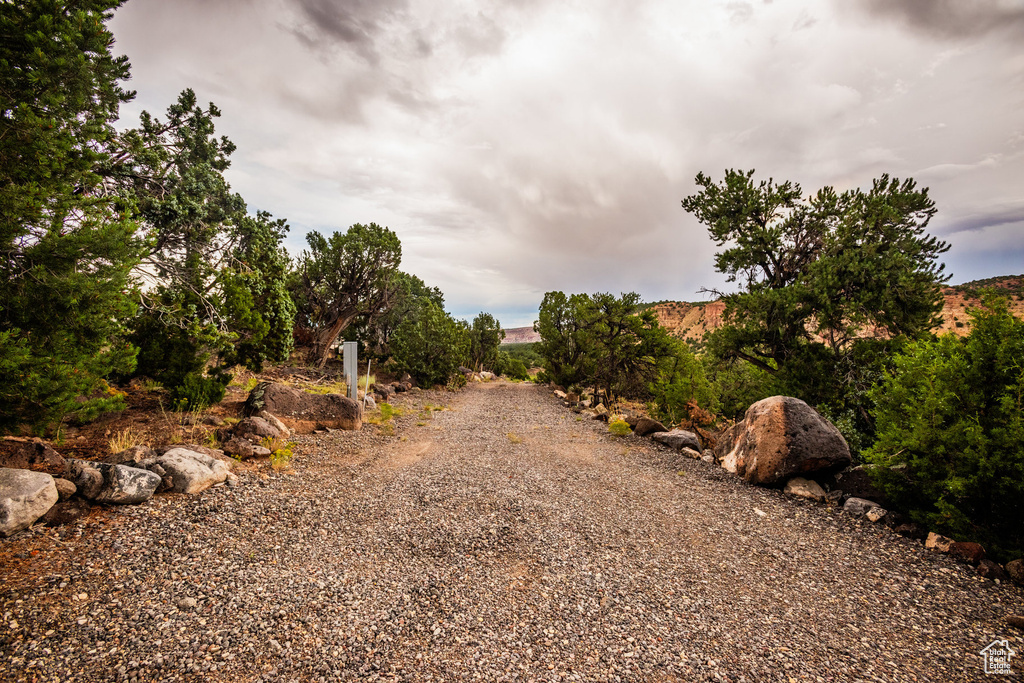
[502,326,541,344]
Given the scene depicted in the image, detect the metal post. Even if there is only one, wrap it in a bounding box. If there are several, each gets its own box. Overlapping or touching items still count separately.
[343,341,358,401]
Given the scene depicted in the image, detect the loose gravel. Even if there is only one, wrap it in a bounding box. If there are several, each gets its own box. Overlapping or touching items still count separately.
[2,381,1023,682]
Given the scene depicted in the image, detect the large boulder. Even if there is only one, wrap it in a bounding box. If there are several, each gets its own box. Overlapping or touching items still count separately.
[0,468,59,536]
[717,396,851,486]
[234,416,281,441]
[651,429,702,452]
[633,417,667,437]
[243,381,361,433]
[64,459,161,505]
[0,441,66,476]
[155,448,231,494]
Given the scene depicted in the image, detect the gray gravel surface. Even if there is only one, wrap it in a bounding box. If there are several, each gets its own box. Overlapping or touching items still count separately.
[2,381,1023,682]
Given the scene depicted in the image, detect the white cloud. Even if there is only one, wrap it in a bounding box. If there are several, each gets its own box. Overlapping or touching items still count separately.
[110,0,1024,326]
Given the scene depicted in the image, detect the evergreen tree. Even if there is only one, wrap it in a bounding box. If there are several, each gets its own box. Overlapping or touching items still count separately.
[391,299,470,387]
[104,90,294,396]
[0,0,139,431]
[469,312,505,372]
[292,223,403,368]
[683,169,949,437]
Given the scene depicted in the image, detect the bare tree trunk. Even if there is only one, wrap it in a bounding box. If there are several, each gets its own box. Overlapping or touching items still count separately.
[308,313,357,369]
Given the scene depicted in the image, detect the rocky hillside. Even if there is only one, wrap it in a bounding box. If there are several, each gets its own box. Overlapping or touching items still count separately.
[501,275,1023,345]
[652,274,1023,341]
[502,326,541,344]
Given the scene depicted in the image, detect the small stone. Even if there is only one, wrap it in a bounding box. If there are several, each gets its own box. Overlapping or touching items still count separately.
[977,560,1008,581]
[1007,615,1024,630]
[178,597,197,610]
[948,541,985,565]
[865,506,888,523]
[784,477,826,502]
[895,523,928,540]
[925,532,954,553]
[842,497,878,516]
[52,479,77,499]
[1003,559,1024,585]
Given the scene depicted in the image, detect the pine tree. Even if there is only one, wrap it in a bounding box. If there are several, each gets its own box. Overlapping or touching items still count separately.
[0,1,140,432]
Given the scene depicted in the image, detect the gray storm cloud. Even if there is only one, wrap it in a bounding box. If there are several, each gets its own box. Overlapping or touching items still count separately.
[851,0,1024,39]
[110,0,1024,327]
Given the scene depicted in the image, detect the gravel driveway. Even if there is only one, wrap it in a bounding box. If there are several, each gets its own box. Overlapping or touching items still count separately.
[2,381,1022,682]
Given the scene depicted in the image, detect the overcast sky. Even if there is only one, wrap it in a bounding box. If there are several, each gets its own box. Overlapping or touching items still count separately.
[109,0,1024,327]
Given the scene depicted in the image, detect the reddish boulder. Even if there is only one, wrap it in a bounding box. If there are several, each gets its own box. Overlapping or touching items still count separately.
[633,417,667,437]
[0,441,66,476]
[949,541,986,565]
[243,382,361,433]
[1006,559,1024,585]
[718,396,851,486]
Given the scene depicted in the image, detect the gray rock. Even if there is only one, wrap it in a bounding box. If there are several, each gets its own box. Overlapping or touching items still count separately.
[233,416,281,440]
[0,468,59,536]
[155,448,232,494]
[718,396,851,486]
[223,437,258,459]
[103,445,157,467]
[65,459,160,505]
[651,429,702,452]
[53,478,77,501]
[363,395,377,412]
[843,497,879,516]
[554,390,567,400]
[784,477,826,502]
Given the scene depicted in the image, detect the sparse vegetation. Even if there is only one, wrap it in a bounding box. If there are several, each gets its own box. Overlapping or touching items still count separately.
[108,426,146,455]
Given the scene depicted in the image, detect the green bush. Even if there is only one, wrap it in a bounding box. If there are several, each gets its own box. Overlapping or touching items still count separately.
[392,300,470,387]
[649,340,716,425]
[864,299,1024,561]
[504,357,530,381]
[608,419,631,437]
[170,371,229,412]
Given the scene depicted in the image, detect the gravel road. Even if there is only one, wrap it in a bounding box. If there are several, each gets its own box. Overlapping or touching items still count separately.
[2,381,1022,682]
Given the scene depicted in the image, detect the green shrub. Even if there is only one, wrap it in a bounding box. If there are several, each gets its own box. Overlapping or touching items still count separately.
[864,299,1024,561]
[504,357,530,381]
[392,300,470,386]
[170,371,228,412]
[608,419,631,437]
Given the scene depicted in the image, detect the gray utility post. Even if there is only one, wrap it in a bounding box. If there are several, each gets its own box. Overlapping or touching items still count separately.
[342,341,358,401]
